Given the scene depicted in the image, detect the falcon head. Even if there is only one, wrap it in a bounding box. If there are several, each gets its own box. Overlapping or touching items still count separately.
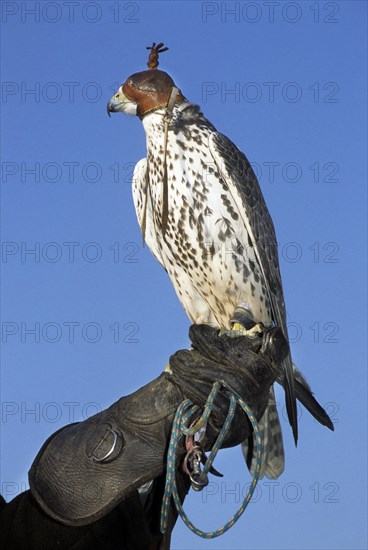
[107,42,184,119]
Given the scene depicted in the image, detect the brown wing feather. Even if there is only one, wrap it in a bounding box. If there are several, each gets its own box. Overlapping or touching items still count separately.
[209,131,298,443]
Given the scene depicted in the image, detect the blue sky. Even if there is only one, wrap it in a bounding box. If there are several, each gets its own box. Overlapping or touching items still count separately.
[1,1,367,548]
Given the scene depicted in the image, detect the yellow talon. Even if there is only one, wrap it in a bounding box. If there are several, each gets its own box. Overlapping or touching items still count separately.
[220,322,264,338]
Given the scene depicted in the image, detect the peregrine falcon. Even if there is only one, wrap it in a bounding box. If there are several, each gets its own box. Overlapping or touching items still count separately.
[107,43,333,478]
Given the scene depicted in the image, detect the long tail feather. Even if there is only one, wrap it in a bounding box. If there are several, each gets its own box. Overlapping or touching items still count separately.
[293,367,334,430]
[280,365,334,431]
[242,389,285,479]
[283,355,298,445]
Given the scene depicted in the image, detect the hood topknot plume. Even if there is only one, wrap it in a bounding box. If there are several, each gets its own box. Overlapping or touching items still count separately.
[146,42,169,70]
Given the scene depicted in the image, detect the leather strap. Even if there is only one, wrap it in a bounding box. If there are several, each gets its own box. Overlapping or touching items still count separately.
[141,86,179,244]
[161,87,179,236]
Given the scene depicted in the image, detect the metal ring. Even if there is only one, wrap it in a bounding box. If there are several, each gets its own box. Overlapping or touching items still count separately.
[91,428,119,463]
[190,471,209,491]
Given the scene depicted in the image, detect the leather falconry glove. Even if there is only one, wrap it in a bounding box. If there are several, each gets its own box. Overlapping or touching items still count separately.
[29,324,299,529]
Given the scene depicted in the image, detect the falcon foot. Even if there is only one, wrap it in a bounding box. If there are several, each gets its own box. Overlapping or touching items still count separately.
[221,322,264,339]
[221,307,265,339]
[231,307,258,330]
[228,306,290,362]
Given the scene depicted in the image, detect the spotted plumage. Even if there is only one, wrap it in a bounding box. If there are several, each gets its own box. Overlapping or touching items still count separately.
[134,104,274,327]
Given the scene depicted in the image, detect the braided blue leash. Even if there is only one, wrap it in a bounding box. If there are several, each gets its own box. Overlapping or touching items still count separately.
[160,381,262,538]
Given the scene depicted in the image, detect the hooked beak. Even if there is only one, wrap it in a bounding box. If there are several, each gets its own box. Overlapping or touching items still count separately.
[107,98,123,117]
[107,88,137,118]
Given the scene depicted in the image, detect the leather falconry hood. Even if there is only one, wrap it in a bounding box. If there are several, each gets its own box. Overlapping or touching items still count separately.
[122,42,185,118]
